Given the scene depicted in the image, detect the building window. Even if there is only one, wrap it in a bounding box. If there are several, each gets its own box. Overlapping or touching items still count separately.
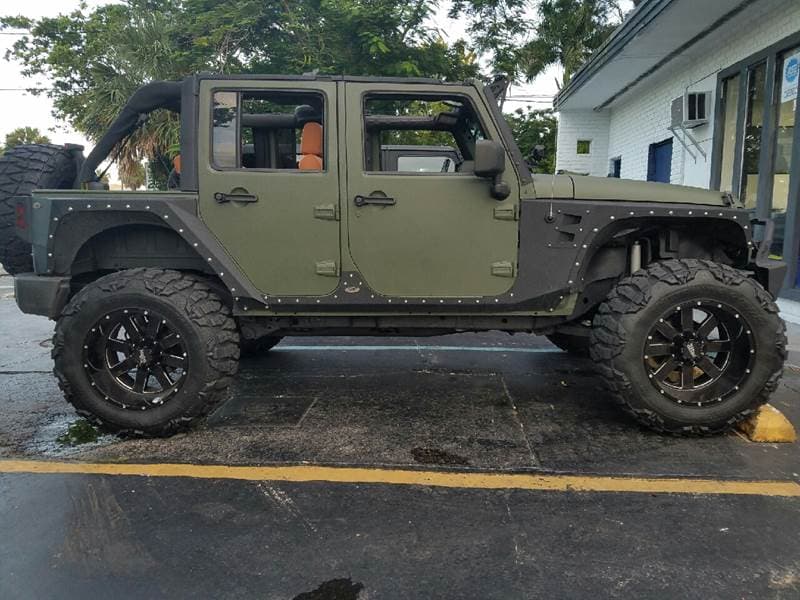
[576,139,592,155]
[609,156,622,178]
[718,74,740,194]
[713,32,800,294]
[647,139,673,183]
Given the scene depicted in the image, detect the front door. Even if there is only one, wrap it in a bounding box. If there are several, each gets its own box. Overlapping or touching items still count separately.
[648,138,674,183]
[198,79,340,296]
[343,82,519,298]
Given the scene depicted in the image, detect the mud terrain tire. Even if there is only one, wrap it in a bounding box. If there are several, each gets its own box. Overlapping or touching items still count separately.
[0,144,77,274]
[590,259,786,435]
[53,269,240,437]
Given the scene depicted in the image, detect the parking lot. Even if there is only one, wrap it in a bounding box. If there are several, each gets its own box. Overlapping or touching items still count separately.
[1,271,799,598]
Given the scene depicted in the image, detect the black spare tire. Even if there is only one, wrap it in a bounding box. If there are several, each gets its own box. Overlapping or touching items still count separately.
[0,144,77,274]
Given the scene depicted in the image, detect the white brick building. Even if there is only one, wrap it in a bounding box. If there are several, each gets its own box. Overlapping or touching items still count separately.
[554,0,800,299]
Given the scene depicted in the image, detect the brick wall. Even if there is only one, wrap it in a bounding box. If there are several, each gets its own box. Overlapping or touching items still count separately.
[555,0,800,187]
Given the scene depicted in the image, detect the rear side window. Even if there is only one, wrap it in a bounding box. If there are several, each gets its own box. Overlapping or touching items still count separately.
[362,94,487,173]
[212,90,325,171]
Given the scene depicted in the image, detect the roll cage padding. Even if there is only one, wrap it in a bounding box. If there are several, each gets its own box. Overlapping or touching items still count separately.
[78,81,183,185]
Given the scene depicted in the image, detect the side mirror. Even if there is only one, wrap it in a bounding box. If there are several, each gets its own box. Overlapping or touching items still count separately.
[474,139,506,178]
[474,139,510,201]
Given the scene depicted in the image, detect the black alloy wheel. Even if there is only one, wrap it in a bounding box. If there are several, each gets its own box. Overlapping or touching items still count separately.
[83,308,189,410]
[643,301,754,406]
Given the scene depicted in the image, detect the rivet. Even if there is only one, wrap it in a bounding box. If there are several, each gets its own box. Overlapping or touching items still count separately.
[220,272,224,277]
[568,280,573,285]
[688,211,693,215]
[592,227,599,232]
[735,314,739,319]
[207,257,212,262]
[457,300,462,303]
[649,210,654,215]
[610,215,615,220]
[668,210,674,215]
[53,217,58,221]
[277,299,282,303]
[629,211,634,216]
[510,293,514,297]
[295,299,300,303]
[49,234,54,239]
[334,295,338,299]
[316,299,321,303]
[750,349,754,354]
[106,204,112,209]
[388,299,392,303]
[744,225,749,230]
[68,206,73,211]
[48,252,52,257]
[475,299,480,303]
[704,211,708,215]
[193,243,198,247]
[86,204,92,209]
[733,216,737,220]
[575,262,580,266]
[370,295,375,299]
[231,288,236,292]
[582,244,588,249]
[264,295,268,300]
[179,228,184,233]
[126,204,131,209]
[404,299,408,303]
[440,299,444,303]
[164,215,169,219]
[660,390,665,394]
[243,306,248,311]
[146,205,150,210]
[422,299,426,303]
[494,299,499,303]
[718,213,723,217]
[549,308,554,312]
[547,243,552,247]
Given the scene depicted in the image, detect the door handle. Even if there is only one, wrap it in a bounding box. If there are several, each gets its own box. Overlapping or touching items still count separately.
[354,194,396,207]
[214,192,259,204]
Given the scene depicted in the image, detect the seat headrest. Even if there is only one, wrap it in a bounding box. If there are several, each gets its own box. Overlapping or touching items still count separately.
[300,122,323,157]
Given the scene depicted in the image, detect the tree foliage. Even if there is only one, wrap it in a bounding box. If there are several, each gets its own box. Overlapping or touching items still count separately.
[453,0,627,85]
[0,126,51,155]
[1,0,479,180]
[505,107,557,173]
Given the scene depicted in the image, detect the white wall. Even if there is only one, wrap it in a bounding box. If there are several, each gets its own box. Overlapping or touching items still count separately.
[555,110,610,175]
[556,0,800,187]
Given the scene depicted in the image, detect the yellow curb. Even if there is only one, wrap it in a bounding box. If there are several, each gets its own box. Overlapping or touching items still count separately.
[737,404,797,443]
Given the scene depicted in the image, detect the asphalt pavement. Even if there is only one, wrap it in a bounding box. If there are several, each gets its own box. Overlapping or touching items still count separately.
[0,271,798,599]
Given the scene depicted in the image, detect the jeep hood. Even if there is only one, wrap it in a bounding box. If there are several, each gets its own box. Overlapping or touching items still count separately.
[571,176,734,206]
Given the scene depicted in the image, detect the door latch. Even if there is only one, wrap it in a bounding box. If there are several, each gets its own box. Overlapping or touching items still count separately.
[354,194,396,207]
[214,192,259,204]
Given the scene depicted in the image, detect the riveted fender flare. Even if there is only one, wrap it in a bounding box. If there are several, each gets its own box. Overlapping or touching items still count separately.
[31,193,265,311]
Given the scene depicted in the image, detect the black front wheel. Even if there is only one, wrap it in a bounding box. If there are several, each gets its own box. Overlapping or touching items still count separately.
[590,259,786,435]
[53,269,240,436]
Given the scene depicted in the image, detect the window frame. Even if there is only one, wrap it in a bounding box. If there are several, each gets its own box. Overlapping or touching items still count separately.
[208,87,330,173]
[576,139,592,155]
[711,30,800,292]
[359,90,493,176]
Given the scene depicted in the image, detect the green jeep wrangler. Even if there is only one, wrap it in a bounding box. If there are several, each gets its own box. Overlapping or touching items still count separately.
[0,74,788,436]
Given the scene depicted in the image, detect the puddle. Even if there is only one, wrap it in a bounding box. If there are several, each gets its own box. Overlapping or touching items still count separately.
[24,413,117,457]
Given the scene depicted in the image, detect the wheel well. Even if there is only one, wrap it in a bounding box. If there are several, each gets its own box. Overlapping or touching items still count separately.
[68,224,230,302]
[572,218,750,320]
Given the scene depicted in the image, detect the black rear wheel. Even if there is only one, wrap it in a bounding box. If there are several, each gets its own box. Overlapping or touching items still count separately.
[0,144,77,274]
[53,269,240,436]
[590,259,786,435]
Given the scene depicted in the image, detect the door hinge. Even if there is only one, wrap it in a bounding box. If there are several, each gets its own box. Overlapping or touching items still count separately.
[315,260,340,277]
[491,261,515,277]
[314,203,339,221]
[493,205,518,221]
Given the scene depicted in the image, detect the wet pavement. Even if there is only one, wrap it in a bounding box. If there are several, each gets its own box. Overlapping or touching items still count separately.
[0,278,799,598]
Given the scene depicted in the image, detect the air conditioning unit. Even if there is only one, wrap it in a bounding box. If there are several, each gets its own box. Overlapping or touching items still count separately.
[671,91,711,129]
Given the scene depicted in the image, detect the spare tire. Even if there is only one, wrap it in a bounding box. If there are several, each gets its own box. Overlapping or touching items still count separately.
[0,144,78,275]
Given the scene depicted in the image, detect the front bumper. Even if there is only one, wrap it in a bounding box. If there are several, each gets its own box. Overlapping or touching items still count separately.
[14,273,71,319]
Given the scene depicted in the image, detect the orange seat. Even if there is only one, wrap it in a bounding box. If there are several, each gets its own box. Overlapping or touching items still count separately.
[298,122,323,171]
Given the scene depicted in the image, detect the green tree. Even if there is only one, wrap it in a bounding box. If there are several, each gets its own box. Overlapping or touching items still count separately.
[453,0,627,85]
[0,126,50,154]
[505,107,557,173]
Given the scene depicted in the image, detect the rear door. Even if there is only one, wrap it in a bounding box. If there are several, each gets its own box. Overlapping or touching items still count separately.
[198,79,340,297]
[343,82,519,298]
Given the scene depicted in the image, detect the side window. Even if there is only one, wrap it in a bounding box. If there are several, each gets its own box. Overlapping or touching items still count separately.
[363,94,487,174]
[212,90,325,171]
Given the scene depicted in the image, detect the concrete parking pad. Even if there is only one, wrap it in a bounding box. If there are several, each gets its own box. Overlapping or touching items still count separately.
[0,296,798,598]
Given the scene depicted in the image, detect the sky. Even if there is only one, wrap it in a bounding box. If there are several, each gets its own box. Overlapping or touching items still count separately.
[0,0,633,174]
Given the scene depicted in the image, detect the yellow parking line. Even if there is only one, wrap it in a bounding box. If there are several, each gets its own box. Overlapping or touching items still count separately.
[0,459,798,497]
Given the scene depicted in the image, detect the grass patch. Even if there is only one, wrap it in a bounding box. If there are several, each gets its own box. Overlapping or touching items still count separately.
[57,419,100,446]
